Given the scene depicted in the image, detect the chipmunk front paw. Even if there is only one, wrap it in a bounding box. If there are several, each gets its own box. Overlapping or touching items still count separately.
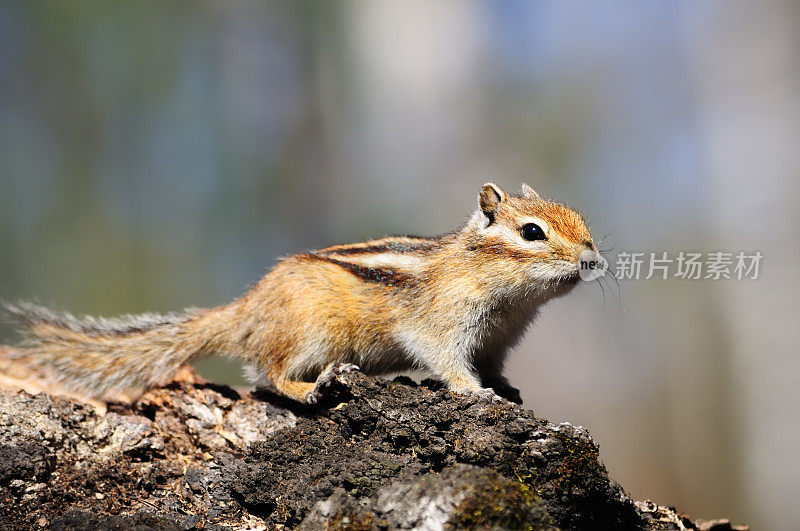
[461,387,507,404]
[483,380,523,404]
[306,362,360,405]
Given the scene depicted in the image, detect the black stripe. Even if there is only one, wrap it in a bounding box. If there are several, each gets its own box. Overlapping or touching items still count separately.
[306,255,416,288]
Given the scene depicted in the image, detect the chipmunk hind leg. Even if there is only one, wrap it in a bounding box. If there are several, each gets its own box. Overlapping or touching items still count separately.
[271,362,359,404]
[307,362,359,404]
[270,378,316,403]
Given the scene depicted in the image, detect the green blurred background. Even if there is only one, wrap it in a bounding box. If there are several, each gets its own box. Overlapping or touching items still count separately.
[1,1,798,529]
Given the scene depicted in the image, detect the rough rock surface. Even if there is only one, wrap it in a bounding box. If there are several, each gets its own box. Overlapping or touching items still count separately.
[0,369,747,530]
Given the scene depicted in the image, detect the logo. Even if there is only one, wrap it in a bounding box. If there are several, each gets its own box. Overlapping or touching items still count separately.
[579,250,609,281]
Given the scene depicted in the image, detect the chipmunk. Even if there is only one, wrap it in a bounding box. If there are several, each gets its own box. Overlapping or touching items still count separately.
[3,183,596,404]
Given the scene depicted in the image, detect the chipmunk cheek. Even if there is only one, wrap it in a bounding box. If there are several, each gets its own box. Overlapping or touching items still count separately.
[546,243,573,262]
[524,250,552,263]
[547,237,587,263]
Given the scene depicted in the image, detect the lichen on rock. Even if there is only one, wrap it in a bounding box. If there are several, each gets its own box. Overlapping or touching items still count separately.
[0,367,746,530]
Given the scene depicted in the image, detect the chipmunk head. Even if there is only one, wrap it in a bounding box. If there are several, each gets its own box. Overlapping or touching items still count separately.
[467,182,597,297]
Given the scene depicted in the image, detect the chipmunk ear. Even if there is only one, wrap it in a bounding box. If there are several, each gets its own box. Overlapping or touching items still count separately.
[521,183,540,200]
[479,183,506,217]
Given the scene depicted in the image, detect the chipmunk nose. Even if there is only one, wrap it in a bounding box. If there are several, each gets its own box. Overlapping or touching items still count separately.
[582,240,596,251]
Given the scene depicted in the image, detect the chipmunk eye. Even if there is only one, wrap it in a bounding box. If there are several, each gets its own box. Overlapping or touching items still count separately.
[520,223,546,242]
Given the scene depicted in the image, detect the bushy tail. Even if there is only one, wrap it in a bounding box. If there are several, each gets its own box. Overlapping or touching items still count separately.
[3,302,213,394]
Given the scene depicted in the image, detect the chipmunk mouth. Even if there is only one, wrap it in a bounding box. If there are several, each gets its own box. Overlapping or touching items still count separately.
[540,270,581,298]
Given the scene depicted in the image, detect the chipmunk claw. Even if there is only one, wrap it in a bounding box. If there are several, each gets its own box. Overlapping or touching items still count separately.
[330,362,360,376]
[484,381,523,404]
[462,387,507,404]
[477,388,507,403]
[306,363,360,404]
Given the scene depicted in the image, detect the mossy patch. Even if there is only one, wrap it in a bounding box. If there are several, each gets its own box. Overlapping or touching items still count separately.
[450,473,552,529]
[326,510,384,530]
[552,431,603,491]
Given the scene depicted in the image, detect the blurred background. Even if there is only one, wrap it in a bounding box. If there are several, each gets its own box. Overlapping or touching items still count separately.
[1,1,798,528]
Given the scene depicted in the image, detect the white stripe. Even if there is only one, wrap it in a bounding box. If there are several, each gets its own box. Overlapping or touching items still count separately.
[329,253,424,272]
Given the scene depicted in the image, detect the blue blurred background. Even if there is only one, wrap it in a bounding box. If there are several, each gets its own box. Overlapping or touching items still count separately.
[1,2,798,528]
